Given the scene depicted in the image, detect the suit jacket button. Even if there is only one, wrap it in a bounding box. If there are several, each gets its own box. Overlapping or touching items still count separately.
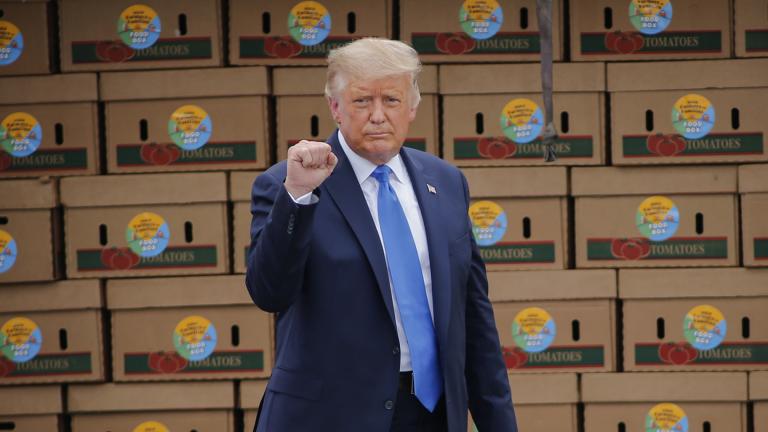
[384,400,394,410]
[392,346,400,355]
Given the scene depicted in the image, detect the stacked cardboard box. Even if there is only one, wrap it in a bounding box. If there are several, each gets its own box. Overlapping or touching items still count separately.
[0,0,53,76]
[739,164,768,266]
[754,372,768,432]
[230,171,260,274]
[0,385,62,431]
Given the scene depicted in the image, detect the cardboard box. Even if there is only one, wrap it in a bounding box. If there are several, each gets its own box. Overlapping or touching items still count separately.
[107,275,273,382]
[621,268,768,372]
[59,0,222,72]
[463,167,569,269]
[0,178,60,283]
[0,73,99,177]
[0,280,104,384]
[572,0,731,61]
[469,373,578,432]
[230,0,391,65]
[0,385,62,431]
[753,371,768,432]
[739,164,768,266]
[735,0,768,57]
[101,67,270,173]
[61,172,229,278]
[441,63,606,166]
[402,0,562,63]
[608,59,768,165]
[231,171,260,274]
[572,166,739,268]
[583,372,748,432]
[69,382,234,431]
[489,270,617,373]
[241,380,268,431]
[273,65,439,158]
[0,0,53,76]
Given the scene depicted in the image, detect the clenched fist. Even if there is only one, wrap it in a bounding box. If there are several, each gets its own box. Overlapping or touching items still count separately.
[285,140,338,198]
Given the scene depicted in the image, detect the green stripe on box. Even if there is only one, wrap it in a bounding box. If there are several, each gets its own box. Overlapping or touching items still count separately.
[411,32,540,55]
[2,148,88,172]
[635,342,768,366]
[124,350,264,374]
[453,136,594,160]
[404,139,427,152]
[480,242,555,264]
[580,31,722,54]
[239,36,356,59]
[116,142,258,167]
[1,352,92,377]
[72,38,212,64]
[746,29,768,52]
[755,238,768,260]
[587,238,728,261]
[622,133,764,157]
[504,345,604,369]
[76,245,217,271]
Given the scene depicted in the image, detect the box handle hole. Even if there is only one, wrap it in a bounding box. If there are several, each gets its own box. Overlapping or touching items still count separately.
[99,224,109,246]
[571,320,581,341]
[475,113,484,135]
[695,212,704,234]
[311,115,320,137]
[178,14,188,36]
[560,111,570,133]
[703,421,711,432]
[604,7,613,29]
[656,317,665,339]
[519,8,529,29]
[617,422,625,432]
[139,119,149,141]
[59,328,68,350]
[184,221,194,243]
[231,325,240,346]
[262,12,271,34]
[347,12,357,34]
[731,108,740,130]
[0,216,7,225]
[55,123,64,145]
[522,217,531,239]
[0,422,16,430]
[645,110,654,132]
[742,317,751,339]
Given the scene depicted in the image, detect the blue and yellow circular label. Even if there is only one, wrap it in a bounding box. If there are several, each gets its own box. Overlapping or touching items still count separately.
[630,0,673,35]
[126,212,170,258]
[0,20,24,66]
[118,4,162,49]
[173,315,217,361]
[645,403,688,432]
[672,94,715,140]
[0,229,17,274]
[168,105,212,151]
[469,201,507,246]
[684,305,726,351]
[288,1,331,46]
[460,0,503,40]
[512,307,556,353]
[636,196,679,241]
[133,421,169,432]
[1,317,42,363]
[1,112,42,157]
[501,98,543,144]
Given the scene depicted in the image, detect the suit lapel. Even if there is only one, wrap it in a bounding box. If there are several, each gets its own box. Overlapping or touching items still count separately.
[322,133,396,326]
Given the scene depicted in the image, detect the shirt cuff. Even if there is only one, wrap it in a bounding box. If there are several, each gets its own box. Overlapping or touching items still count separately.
[287,189,319,205]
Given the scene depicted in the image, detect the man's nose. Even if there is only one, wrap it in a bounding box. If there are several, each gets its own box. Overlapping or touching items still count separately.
[369,99,386,124]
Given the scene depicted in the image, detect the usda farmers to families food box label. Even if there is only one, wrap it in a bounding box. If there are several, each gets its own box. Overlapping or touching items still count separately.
[118,4,162,49]
[173,315,217,361]
[1,317,42,363]
[126,212,170,258]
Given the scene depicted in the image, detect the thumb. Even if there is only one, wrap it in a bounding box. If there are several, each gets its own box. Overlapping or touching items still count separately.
[326,152,338,170]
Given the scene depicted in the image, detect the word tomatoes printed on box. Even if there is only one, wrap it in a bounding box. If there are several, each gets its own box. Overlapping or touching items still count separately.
[126,212,170,258]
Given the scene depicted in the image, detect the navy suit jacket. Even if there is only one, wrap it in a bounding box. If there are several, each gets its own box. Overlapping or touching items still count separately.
[246,131,517,432]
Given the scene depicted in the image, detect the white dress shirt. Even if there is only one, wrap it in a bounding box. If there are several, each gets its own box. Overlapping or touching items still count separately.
[289,131,434,371]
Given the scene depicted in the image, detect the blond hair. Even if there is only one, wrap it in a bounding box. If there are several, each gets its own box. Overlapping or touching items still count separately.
[325,38,422,107]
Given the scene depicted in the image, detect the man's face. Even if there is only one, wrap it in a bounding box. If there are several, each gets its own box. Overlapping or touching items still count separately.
[328,74,418,165]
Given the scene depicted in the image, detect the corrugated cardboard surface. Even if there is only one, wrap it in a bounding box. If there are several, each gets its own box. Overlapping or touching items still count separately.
[0,0,51,76]
[241,379,268,430]
[740,164,768,266]
[402,0,562,63]
[489,269,616,302]
[441,63,605,166]
[230,171,260,274]
[0,415,59,431]
[735,0,768,57]
[464,167,568,197]
[583,371,747,401]
[753,371,768,400]
[107,275,252,309]
[0,178,56,210]
[229,0,391,65]
[739,164,768,193]
[607,59,768,92]
[571,0,732,61]
[0,73,97,105]
[572,166,738,196]
[59,0,223,72]
[620,268,768,298]
[1,279,102,312]
[0,385,61,415]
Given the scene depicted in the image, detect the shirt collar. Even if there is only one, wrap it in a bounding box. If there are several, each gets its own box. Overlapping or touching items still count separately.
[337,130,408,185]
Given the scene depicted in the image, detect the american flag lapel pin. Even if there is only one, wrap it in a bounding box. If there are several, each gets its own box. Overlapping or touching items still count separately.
[427,184,437,195]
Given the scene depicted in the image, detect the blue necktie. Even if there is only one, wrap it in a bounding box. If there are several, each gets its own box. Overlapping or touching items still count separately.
[371,165,443,411]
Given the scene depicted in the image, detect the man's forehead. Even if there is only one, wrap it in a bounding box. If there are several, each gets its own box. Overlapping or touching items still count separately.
[346,75,410,93]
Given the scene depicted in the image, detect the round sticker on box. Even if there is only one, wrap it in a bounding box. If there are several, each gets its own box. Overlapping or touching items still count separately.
[645,403,688,432]
[672,94,715,140]
[469,201,507,246]
[118,4,162,49]
[168,105,212,151]
[512,307,556,353]
[636,196,679,241]
[0,20,24,66]
[0,112,42,157]
[133,421,170,432]
[629,0,673,35]
[500,98,543,144]
[126,212,170,258]
[1,317,42,363]
[288,1,331,46]
[173,315,217,361]
[460,0,503,40]
[0,229,17,274]
[684,305,726,351]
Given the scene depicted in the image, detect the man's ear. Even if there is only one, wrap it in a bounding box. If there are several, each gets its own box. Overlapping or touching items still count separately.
[327,96,341,124]
[408,101,419,122]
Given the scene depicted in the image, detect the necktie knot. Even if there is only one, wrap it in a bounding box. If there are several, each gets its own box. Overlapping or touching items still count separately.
[371,165,392,185]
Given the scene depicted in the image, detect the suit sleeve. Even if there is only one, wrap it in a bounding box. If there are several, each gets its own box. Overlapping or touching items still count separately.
[461,173,518,431]
[245,170,318,312]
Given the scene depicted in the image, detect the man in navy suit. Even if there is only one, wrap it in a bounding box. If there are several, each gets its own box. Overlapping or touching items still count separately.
[246,38,516,432]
